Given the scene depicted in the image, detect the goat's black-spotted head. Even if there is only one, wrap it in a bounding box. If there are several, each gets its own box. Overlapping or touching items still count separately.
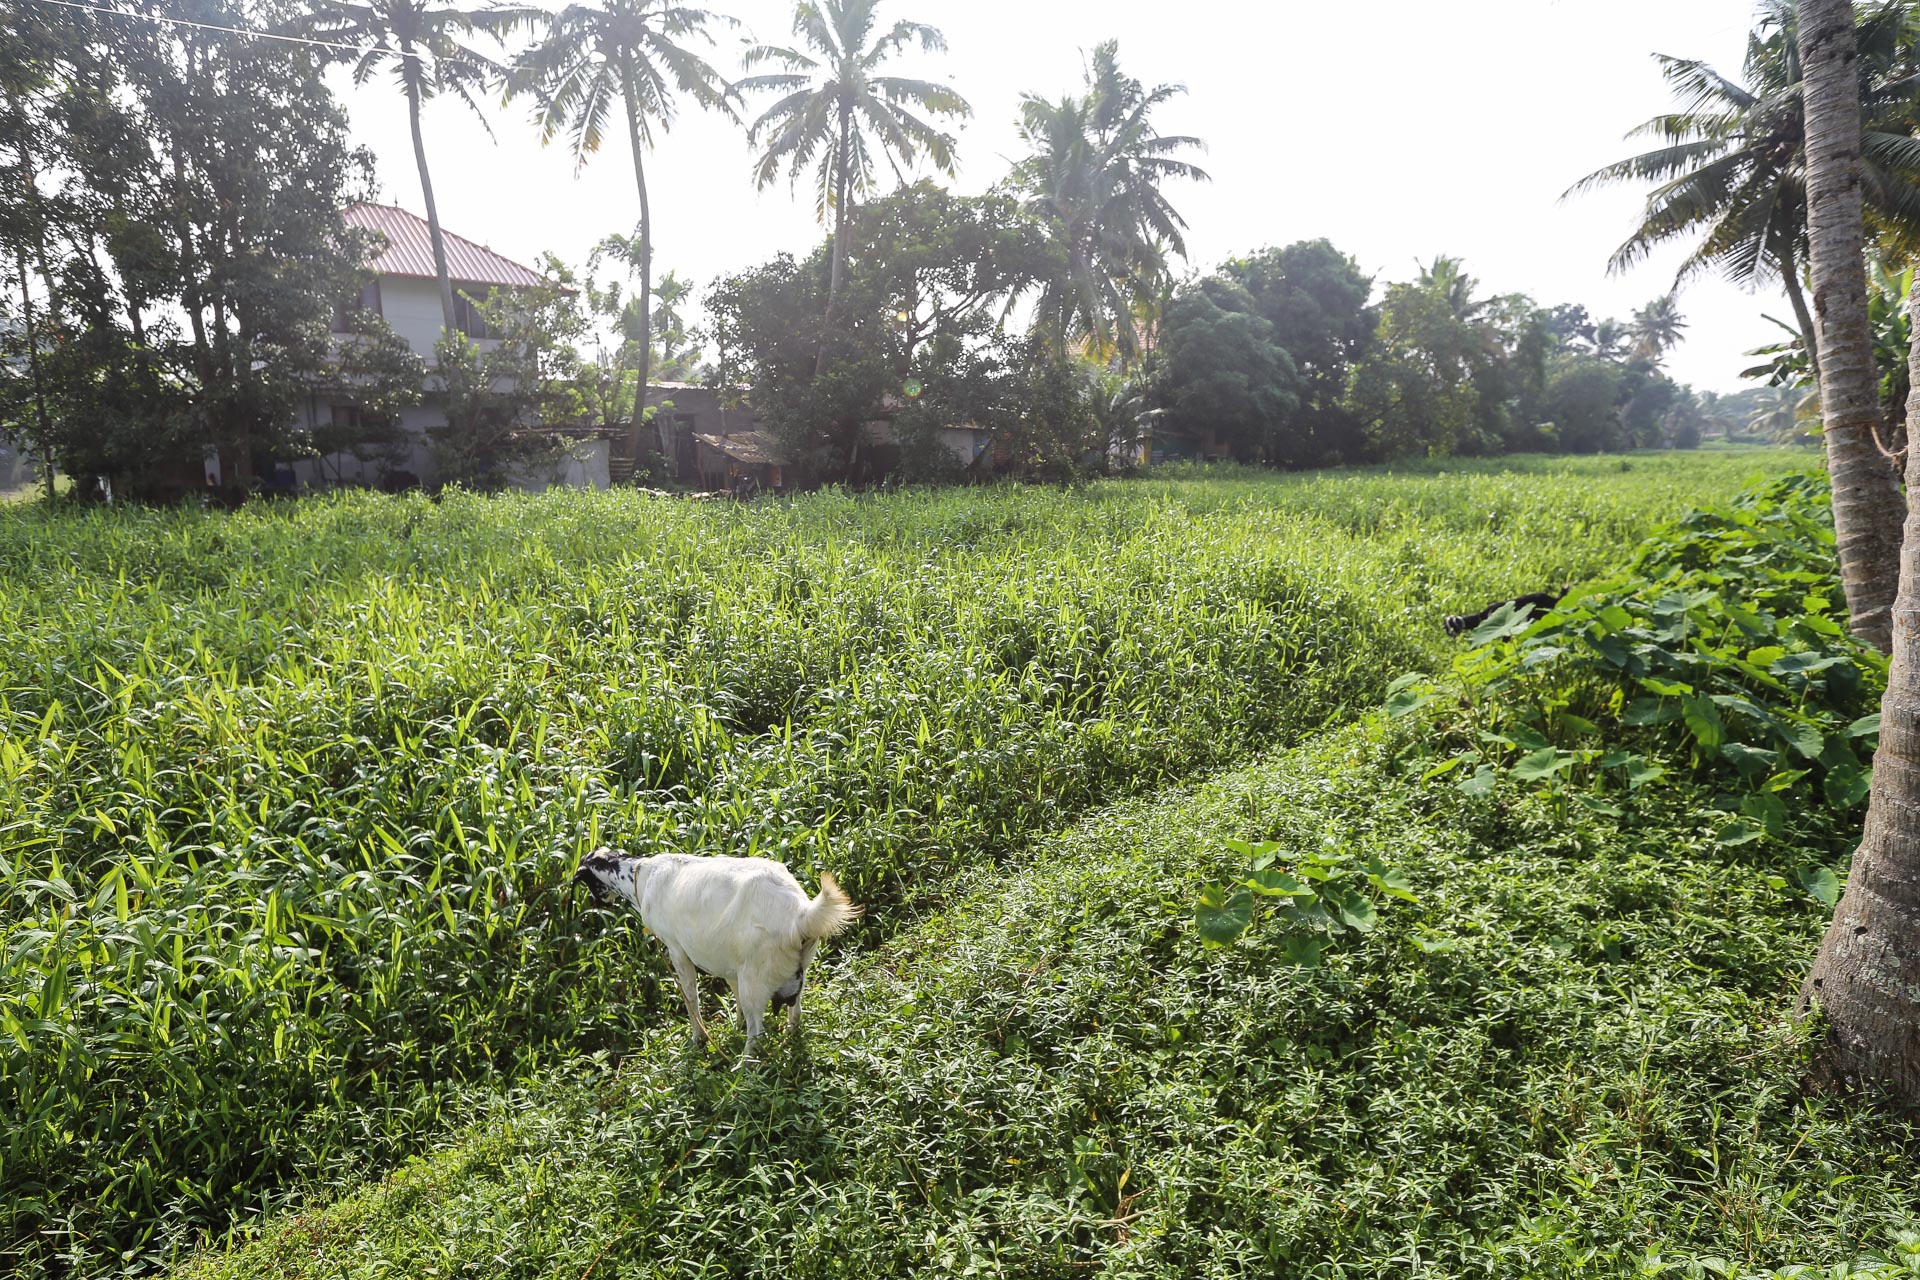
[573,847,627,904]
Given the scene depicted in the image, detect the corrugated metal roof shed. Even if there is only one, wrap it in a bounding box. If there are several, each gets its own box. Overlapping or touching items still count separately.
[343,202,546,288]
[694,430,778,466]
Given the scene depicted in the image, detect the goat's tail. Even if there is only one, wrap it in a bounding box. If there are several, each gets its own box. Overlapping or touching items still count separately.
[797,871,863,942]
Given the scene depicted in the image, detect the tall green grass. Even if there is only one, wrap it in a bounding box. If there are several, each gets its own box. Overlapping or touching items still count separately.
[0,453,1804,1274]
[183,463,1918,1280]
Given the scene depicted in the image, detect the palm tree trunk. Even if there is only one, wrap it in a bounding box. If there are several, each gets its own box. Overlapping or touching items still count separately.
[1798,283,1920,1103]
[620,59,656,470]
[1781,246,1822,384]
[815,99,852,377]
[404,54,459,338]
[828,100,851,307]
[1798,0,1906,654]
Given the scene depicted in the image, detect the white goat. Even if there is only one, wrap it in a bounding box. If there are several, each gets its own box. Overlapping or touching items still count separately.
[574,848,861,1052]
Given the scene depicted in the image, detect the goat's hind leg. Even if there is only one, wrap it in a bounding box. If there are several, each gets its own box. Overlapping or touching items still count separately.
[664,943,710,1047]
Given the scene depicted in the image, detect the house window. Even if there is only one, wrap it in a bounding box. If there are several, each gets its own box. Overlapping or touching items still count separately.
[328,403,364,431]
[332,279,381,333]
[454,287,494,339]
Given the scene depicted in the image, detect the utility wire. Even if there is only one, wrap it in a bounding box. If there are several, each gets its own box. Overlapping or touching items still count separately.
[20,0,427,62]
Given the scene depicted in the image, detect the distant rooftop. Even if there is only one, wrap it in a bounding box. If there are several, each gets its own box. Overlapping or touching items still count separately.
[343,202,545,289]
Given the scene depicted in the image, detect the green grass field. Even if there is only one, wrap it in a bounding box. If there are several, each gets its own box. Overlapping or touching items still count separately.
[3,450,1884,1277]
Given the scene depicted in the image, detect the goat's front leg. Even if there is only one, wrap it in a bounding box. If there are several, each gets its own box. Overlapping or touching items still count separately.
[736,974,771,1056]
[663,943,709,1046]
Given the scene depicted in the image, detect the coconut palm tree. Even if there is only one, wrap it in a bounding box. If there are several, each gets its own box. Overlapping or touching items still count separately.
[303,0,521,337]
[651,268,699,377]
[1628,294,1687,363]
[738,0,970,333]
[1801,278,1920,1104]
[1746,383,1816,441]
[1011,41,1208,361]
[511,0,734,462]
[1567,0,1920,380]
[1796,0,1920,1103]
[1416,254,1490,322]
[1795,0,1908,654]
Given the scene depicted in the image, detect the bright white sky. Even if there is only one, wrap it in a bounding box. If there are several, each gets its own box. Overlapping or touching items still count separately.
[331,0,1777,393]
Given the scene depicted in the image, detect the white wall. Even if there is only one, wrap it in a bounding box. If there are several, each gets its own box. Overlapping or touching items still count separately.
[379,278,447,361]
[507,438,609,493]
[292,401,441,489]
[937,426,988,466]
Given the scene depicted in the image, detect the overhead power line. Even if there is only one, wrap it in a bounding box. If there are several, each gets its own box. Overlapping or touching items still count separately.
[19,0,426,62]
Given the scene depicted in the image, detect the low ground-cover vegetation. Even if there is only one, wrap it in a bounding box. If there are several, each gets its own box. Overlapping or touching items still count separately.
[0,452,1802,1273]
[186,464,1917,1279]
[185,672,1916,1277]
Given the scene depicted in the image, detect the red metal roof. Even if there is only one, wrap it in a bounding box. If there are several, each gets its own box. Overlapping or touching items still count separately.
[343,202,546,288]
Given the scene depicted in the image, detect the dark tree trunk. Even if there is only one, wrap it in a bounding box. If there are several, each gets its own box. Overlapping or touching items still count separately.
[816,99,853,377]
[1799,0,1907,654]
[620,58,658,468]
[404,52,459,338]
[1798,282,1920,1103]
[14,250,56,499]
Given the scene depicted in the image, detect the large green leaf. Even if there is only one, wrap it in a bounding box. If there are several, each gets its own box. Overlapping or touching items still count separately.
[1511,748,1572,781]
[1771,651,1845,675]
[1457,765,1496,797]
[1245,868,1309,898]
[1681,695,1724,750]
[1365,856,1418,903]
[1796,864,1841,908]
[1823,763,1871,809]
[1321,884,1378,933]
[1467,603,1538,648]
[1195,884,1254,948]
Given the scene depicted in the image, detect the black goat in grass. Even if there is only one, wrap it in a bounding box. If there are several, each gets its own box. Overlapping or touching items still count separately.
[1443,587,1569,638]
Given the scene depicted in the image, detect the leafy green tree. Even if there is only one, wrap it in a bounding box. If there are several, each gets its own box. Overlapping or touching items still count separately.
[1154,277,1301,464]
[1219,239,1374,462]
[1540,354,1625,453]
[1011,40,1208,360]
[709,247,888,477]
[303,0,520,337]
[1661,387,1706,448]
[1345,259,1513,458]
[738,0,969,337]
[431,275,595,489]
[1747,383,1817,441]
[850,181,1060,369]
[710,185,1069,480]
[511,0,734,461]
[1,0,406,497]
[1087,363,1162,468]
[299,311,428,484]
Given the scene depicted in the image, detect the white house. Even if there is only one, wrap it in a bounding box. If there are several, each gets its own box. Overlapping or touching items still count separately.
[293,202,610,492]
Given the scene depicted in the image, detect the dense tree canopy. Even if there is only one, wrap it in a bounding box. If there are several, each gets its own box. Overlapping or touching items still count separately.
[1154,278,1300,465]
[1218,239,1373,462]
[0,0,416,498]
